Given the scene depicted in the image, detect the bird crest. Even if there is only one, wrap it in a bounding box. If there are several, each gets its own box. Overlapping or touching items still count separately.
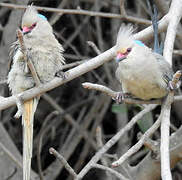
[116,24,136,51]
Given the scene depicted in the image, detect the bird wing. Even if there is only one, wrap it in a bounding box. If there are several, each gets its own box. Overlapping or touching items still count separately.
[154,52,173,84]
[8,40,20,71]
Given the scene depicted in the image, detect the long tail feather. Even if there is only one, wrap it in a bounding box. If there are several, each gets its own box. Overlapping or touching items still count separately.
[22,98,37,180]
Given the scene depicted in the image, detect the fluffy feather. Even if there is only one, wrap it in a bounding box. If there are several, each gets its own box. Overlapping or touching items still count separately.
[115,24,173,100]
[116,24,136,51]
[22,6,38,28]
[8,5,65,180]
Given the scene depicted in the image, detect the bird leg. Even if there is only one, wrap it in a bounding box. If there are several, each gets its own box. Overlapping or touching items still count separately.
[14,94,24,119]
[55,70,66,80]
[168,70,182,91]
[114,92,133,104]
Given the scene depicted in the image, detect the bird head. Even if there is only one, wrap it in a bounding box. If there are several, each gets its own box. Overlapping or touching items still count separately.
[21,5,50,35]
[115,24,145,63]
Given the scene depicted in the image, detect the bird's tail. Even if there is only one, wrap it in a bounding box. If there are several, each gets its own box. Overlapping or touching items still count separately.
[22,98,37,180]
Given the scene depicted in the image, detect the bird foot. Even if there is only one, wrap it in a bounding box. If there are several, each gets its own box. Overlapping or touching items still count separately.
[168,71,182,91]
[14,94,24,119]
[168,81,180,91]
[55,70,66,80]
[113,92,132,104]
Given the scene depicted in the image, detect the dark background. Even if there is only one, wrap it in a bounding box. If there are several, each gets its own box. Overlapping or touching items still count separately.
[0,0,182,180]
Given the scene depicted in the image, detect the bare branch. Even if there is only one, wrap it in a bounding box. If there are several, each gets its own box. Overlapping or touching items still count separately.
[160,71,182,180]
[0,3,151,25]
[49,147,78,179]
[163,0,182,65]
[17,29,41,86]
[82,82,162,104]
[93,164,129,180]
[138,132,159,154]
[112,109,161,167]
[0,12,171,111]
[0,142,22,169]
[76,105,157,179]
[120,0,126,15]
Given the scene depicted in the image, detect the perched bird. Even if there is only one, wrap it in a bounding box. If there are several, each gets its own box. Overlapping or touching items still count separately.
[8,6,65,180]
[115,24,173,101]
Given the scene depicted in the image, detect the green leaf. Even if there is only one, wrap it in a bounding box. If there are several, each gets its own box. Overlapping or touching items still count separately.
[137,112,154,133]
[112,104,128,114]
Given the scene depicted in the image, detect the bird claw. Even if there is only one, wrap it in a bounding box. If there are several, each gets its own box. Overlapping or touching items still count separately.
[113,92,133,104]
[167,81,180,91]
[14,94,24,119]
[114,92,124,104]
[14,109,23,119]
[55,70,66,79]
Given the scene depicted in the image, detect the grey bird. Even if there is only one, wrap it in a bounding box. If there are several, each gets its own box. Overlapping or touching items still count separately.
[115,24,173,101]
[8,6,65,180]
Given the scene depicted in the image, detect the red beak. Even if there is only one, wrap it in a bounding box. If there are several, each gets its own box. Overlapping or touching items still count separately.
[115,53,126,62]
[22,26,31,33]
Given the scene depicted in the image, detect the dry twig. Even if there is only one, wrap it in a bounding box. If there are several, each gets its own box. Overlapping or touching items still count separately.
[49,147,78,178]
[0,3,151,25]
[76,105,157,179]
[82,82,162,104]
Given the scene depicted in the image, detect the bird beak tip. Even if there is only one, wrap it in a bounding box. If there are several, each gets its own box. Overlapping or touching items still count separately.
[115,53,126,63]
[22,27,30,33]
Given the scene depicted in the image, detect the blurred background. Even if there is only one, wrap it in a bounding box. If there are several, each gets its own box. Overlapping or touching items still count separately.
[0,0,182,179]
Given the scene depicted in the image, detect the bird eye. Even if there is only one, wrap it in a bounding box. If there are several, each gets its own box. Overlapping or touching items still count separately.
[127,48,132,52]
[32,23,37,27]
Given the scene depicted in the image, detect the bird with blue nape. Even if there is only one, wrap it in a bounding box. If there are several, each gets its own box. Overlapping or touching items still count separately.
[8,5,65,180]
[114,23,174,102]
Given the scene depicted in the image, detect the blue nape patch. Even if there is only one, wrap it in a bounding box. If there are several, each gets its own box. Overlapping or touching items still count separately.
[38,14,47,20]
[134,40,145,47]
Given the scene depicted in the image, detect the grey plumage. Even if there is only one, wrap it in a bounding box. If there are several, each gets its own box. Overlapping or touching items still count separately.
[115,25,173,100]
[8,5,65,180]
[8,6,64,94]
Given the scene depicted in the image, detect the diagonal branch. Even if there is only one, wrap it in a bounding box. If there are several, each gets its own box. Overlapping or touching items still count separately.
[49,148,78,179]
[17,29,41,86]
[75,104,157,179]
[0,1,172,111]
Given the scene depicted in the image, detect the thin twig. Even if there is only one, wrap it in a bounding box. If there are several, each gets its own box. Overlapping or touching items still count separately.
[17,29,41,86]
[87,41,101,55]
[95,126,113,179]
[112,110,161,167]
[120,0,126,15]
[59,60,87,70]
[82,82,162,104]
[76,104,157,179]
[96,126,104,148]
[0,3,151,25]
[37,111,59,180]
[49,147,78,178]
[173,49,182,56]
[42,94,97,149]
[93,164,129,180]
[0,142,22,169]
[138,132,159,154]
